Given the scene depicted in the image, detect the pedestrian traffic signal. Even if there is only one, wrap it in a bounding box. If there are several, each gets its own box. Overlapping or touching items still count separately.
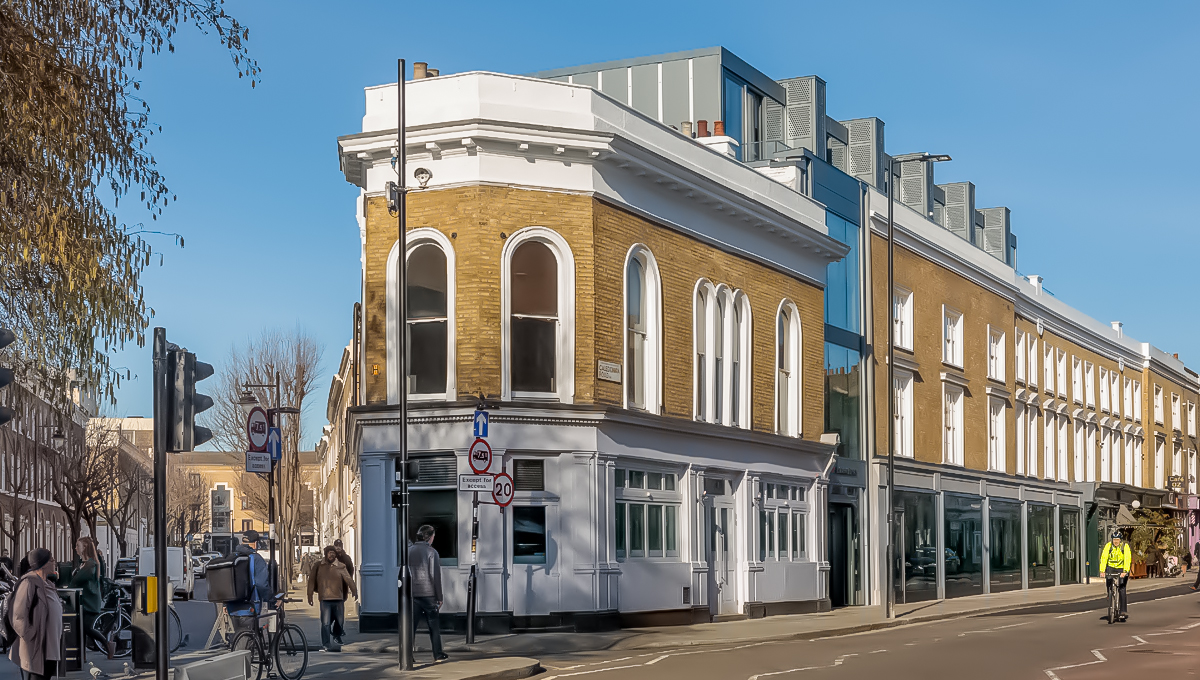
[0,328,14,427]
[167,349,214,451]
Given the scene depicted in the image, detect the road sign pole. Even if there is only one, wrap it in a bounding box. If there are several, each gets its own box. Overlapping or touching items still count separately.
[151,328,169,680]
[466,491,479,645]
[395,57,414,671]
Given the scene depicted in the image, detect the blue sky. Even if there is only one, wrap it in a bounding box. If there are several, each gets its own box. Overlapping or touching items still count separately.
[108,0,1200,447]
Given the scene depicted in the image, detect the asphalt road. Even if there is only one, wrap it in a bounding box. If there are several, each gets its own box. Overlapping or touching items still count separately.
[536,584,1200,680]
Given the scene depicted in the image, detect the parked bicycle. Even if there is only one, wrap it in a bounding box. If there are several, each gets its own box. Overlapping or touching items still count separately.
[230,594,308,680]
[89,582,184,657]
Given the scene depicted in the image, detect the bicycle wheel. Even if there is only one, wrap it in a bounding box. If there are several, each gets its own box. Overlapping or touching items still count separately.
[93,610,133,658]
[273,623,309,680]
[231,631,266,680]
[168,607,185,652]
[1107,582,1116,624]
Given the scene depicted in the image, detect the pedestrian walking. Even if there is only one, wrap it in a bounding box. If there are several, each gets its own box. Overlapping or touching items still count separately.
[68,538,114,658]
[9,548,63,680]
[408,525,447,663]
[307,546,356,651]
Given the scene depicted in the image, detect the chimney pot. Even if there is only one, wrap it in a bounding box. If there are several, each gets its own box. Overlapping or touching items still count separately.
[1111,321,1124,337]
[427,68,439,77]
[713,120,725,136]
[1027,274,1043,295]
[413,62,428,79]
[697,120,709,137]
[1174,353,1179,359]
[681,121,693,138]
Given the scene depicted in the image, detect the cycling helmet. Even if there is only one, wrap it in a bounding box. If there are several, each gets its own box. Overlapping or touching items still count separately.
[1112,530,1123,539]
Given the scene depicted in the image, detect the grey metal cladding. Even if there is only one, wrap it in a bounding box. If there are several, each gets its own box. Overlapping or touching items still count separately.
[524,46,723,79]
[978,206,1012,263]
[630,63,658,119]
[692,55,722,123]
[938,181,976,244]
[778,76,826,157]
[601,67,629,103]
[898,159,934,216]
[825,117,849,145]
[572,71,598,89]
[717,47,786,104]
[843,117,885,190]
[765,98,784,142]
[812,156,861,224]
[662,59,691,128]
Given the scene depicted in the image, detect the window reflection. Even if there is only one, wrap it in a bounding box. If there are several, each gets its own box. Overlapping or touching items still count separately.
[511,241,558,393]
[989,500,1022,592]
[407,244,448,395]
[825,342,861,459]
[944,495,983,599]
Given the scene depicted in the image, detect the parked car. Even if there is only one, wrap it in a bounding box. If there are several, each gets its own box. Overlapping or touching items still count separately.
[138,546,195,600]
[192,556,206,579]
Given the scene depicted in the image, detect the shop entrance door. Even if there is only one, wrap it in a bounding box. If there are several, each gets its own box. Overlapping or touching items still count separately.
[705,498,737,617]
[828,503,858,607]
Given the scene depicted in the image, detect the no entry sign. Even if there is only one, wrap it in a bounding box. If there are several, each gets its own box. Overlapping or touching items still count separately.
[468,438,493,474]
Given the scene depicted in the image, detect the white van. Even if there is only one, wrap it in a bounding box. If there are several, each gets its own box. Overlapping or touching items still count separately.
[138,546,195,600]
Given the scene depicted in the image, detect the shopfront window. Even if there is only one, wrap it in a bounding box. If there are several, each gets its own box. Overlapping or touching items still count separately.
[513,506,547,565]
[1059,508,1080,585]
[824,214,861,334]
[989,500,1022,592]
[944,495,983,599]
[408,490,458,566]
[1028,504,1055,588]
[895,490,938,603]
[825,342,862,459]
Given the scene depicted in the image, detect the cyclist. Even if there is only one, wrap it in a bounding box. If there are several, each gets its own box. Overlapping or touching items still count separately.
[226,531,272,636]
[1100,530,1131,622]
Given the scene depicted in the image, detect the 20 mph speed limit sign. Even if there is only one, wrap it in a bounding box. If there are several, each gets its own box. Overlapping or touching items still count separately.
[492,472,514,507]
[468,438,493,474]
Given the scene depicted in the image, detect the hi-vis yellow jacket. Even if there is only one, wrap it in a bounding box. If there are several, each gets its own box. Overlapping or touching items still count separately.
[1100,541,1132,571]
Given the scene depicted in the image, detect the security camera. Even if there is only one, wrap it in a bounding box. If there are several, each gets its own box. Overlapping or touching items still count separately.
[414,167,433,188]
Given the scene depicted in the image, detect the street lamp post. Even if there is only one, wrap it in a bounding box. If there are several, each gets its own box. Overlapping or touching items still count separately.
[886,152,950,619]
[237,379,300,597]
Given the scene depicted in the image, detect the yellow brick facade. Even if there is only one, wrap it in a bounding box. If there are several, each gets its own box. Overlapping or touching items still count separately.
[361,186,826,441]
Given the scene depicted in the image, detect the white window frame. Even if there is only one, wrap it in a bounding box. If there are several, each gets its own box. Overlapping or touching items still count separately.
[942,306,963,368]
[1172,393,1181,432]
[1099,367,1110,413]
[1015,329,1026,383]
[1190,450,1197,495]
[1154,385,1164,425]
[943,384,964,466]
[500,226,576,403]
[1043,343,1055,393]
[1028,336,1039,389]
[1086,424,1097,483]
[893,287,913,351]
[1189,401,1196,437]
[1110,428,1122,483]
[1016,405,1026,476]
[988,397,1006,472]
[1099,427,1110,483]
[614,466,682,561]
[623,245,663,414]
[1044,413,1056,480]
[694,280,717,422]
[386,228,457,403]
[1173,442,1183,483]
[775,299,802,437]
[1085,362,1095,408]
[1123,378,1133,420]
[1027,407,1039,477]
[1133,437,1144,488]
[1073,420,1085,482]
[1124,435,1134,485]
[1080,362,1089,405]
[1057,350,1067,398]
[895,370,914,459]
[987,326,1005,382]
[1057,415,1069,482]
[1134,381,1143,422]
[1110,372,1121,418]
[1155,436,1165,489]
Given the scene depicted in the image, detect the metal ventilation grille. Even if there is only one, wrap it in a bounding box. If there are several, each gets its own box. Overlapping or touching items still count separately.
[829,144,846,171]
[850,145,872,174]
[787,107,812,138]
[901,177,924,205]
[514,459,545,491]
[984,229,1003,253]
[946,206,969,232]
[850,119,873,141]
[765,99,784,141]
[785,79,812,104]
[416,456,456,487]
[944,184,966,204]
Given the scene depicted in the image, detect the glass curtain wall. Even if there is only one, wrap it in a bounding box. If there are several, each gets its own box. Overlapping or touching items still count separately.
[825,343,862,460]
[824,214,860,334]
[895,491,938,603]
[944,495,983,599]
[1028,504,1056,588]
[1059,509,1080,585]
[989,500,1022,593]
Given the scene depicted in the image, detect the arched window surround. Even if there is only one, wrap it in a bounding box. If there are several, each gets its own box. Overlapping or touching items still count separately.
[501,226,575,403]
[386,228,457,404]
[623,245,663,414]
[775,299,802,437]
[693,279,752,428]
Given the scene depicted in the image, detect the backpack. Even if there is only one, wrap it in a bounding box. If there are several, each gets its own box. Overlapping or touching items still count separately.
[1,576,39,647]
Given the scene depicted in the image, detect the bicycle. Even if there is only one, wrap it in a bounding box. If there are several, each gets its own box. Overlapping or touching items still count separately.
[90,584,184,657]
[1105,571,1126,625]
[230,594,309,680]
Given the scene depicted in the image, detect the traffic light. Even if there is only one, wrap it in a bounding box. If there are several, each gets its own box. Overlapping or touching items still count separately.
[0,328,14,426]
[167,349,214,451]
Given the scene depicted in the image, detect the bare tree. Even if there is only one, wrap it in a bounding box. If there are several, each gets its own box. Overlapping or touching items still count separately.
[166,460,209,546]
[48,422,110,551]
[207,328,322,582]
[92,424,151,558]
[0,425,37,558]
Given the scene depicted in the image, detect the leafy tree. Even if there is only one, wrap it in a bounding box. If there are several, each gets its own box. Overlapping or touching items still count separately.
[0,0,258,406]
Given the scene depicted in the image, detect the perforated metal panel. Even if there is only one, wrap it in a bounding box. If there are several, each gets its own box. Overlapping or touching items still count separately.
[978,206,1012,264]
[777,76,825,157]
[843,117,885,189]
[937,181,976,244]
[765,99,784,142]
[828,139,846,172]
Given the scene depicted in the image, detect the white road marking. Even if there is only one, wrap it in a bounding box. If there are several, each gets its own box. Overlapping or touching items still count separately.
[957,622,1029,637]
[645,655,669,665]
[869,649,887,654]
[1043,635,1148,679]
[747,654,858,679]
[1055,611,1091,618]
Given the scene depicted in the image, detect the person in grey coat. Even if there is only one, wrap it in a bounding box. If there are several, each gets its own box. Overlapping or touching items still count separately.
[9,548,63,680]
[407,525,446,663]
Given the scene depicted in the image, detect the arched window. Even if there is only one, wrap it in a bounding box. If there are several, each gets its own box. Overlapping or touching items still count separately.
[776,300,802,436]
[730,293,751,428]
[502,227,575,401]
[624,246,661,412]
[695,280,749,427]
[387,229,456,403]
[694,283,712,421]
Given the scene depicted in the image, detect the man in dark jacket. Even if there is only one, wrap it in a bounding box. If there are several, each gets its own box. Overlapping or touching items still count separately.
[408,525,446,663]
[333,539,354,602]
[308,546,357,651]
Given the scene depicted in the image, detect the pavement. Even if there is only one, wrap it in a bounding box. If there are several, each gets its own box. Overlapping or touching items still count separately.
[0,572,1194,678]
